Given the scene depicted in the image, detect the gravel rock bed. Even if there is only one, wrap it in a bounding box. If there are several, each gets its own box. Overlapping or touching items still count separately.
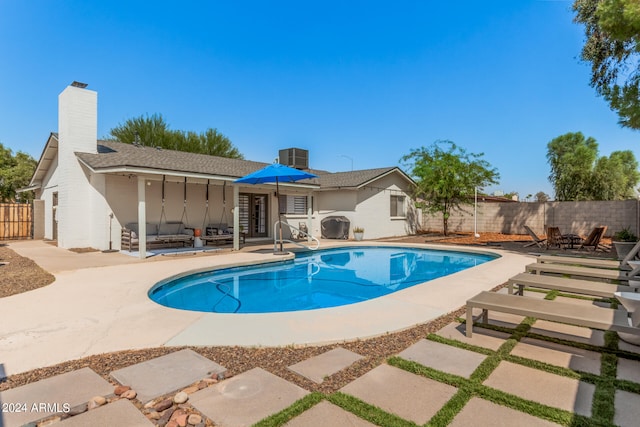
[0,243,55,298]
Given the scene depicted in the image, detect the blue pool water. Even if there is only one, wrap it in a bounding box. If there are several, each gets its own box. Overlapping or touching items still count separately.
[149,246,497,313]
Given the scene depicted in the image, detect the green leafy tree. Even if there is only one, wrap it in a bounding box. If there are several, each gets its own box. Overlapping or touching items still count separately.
[0,142,37,202]
[535,191,550,202]
[108,114,243,159]
[547,131,639,200]
[401,140,500,236]
[547,132,598,200]
[573,0,640,128]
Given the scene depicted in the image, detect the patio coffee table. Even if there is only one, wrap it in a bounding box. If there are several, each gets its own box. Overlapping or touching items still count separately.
[562,234,582,249]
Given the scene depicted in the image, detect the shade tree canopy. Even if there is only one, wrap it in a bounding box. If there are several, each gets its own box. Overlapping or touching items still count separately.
[573,0,640,129]
[0,142,37,202]
[547,131,639,200]
[108,114,244,159]
[401,140,500,236]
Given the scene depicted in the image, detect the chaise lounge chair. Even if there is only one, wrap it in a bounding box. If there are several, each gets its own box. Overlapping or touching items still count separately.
[507,272,635,298]
[525,262,640,282]
[535,254,620,270]
[465,291,640,338]
[523,225,546,248]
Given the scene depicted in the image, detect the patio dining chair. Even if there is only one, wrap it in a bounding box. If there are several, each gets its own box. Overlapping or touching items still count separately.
[523,225,546,248]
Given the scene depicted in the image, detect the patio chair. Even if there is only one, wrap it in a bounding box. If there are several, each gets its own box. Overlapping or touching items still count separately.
[578,226,609,252]
[546,226,565,249]
[523,225,546,248]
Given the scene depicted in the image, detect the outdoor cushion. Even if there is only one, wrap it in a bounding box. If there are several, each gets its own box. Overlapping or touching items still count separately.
[125,222,157,237]
[158,222,184,236]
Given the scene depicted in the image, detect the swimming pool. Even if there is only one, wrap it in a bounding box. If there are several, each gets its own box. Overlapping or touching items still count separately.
[149,246,498,313]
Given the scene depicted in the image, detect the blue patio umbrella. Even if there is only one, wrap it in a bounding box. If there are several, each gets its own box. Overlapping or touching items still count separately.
[235,163,318,254]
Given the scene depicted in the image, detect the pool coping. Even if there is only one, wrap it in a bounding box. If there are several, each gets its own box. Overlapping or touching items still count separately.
[0,240,534,376]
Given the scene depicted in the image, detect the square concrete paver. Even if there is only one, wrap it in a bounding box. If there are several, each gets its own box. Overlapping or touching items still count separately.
[0,367,113,427]
[436,322,509,351]
[398,339,486,378]
[449,397,561,427]
[288,347,364,383]
[617,358,640,384]
[484,361,594,416]
[190,367,309,427]
[511,338,601,375]
[284,400,375,427]
[110,349,226,403]
[615,389,640,427]
[340,364,457,425]
[59,399,152,426]
[529,319,606,347]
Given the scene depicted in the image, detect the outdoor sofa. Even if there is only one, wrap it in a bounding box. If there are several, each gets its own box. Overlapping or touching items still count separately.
[121,221,193,251]
[200,223,245,246]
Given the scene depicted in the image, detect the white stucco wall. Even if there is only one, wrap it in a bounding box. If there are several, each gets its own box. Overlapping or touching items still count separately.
[315,173,419,240]
[39,152,59,240]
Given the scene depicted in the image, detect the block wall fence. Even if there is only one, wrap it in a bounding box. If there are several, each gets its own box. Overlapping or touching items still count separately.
[419,199,640,238]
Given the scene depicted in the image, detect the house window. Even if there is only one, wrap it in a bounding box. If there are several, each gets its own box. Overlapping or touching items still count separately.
[279,195,308,214]
[390,195,405,217]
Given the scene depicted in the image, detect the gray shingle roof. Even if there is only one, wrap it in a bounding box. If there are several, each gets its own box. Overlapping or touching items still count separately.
[316,167,405,189]
[74,140,412,189]
[76,140,271,179]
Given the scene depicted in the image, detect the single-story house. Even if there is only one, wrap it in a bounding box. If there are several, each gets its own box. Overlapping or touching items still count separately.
[25,83,420,257]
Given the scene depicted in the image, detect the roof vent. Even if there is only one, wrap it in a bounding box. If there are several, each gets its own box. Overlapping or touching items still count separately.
[279,148,308,169]
[70,81,88,88]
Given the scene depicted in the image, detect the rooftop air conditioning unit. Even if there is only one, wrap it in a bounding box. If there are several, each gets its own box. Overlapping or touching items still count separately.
[279,148,308,170]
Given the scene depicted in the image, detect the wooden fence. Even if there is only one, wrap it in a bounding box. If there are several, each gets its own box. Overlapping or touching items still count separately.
[0,203,33,240]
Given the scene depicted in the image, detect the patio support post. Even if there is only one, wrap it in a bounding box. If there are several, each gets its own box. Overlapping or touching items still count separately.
[137,176,147,259]
[307,192,313,242]
[233,184,240,250]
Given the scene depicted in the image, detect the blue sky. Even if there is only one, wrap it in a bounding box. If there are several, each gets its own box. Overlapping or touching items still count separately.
[1,0,638,199]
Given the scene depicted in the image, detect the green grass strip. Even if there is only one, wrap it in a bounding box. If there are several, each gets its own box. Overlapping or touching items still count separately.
[615,378,640,394]
[425,333,494,356]
[544,289,560,300]
[388,357,468,388]
[327,392,418,427]
[426,388,472,427]
[252,392,324,427]
[589,352,617,426]
[603,331,618,351]
[504,354,585,381]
